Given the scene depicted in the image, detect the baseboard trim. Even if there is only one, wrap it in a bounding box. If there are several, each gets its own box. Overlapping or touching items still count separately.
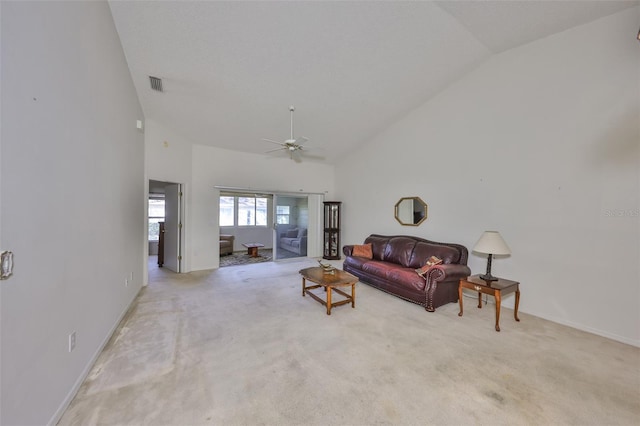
[523,307,640,348]
[47,287,142,426]
[461,291,639,347]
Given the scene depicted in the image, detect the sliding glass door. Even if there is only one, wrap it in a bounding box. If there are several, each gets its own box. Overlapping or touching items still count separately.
[273,195,309,260]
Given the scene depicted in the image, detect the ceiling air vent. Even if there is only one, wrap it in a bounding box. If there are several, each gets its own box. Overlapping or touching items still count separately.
[149,76,163,92]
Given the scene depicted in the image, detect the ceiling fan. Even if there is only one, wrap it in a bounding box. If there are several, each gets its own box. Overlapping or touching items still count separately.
[263,106,314,162]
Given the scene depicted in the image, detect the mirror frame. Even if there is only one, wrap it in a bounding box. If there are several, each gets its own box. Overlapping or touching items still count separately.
[394,197,428,226]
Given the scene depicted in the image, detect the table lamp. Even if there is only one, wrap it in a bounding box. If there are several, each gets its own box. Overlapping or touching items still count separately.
[473,231,511,282]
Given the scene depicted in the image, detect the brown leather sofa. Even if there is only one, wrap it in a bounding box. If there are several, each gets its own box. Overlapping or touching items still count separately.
[220,234,234,256]
[343,234,471,312]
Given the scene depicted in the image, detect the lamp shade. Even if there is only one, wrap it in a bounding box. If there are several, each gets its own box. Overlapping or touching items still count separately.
[473,231,511,255]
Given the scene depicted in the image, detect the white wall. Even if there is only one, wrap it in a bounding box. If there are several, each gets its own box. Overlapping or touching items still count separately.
[144,119,193,275]
[145,118,193,184]
[335,8,640,346]
[191,145,334,270]
[144,120,335,270]
[0,2,145,425]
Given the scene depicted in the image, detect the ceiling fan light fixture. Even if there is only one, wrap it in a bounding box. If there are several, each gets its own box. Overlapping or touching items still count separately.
[261,105,314,161]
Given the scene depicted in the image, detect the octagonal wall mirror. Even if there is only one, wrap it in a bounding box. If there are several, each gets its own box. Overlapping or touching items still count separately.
[394,197,428,226]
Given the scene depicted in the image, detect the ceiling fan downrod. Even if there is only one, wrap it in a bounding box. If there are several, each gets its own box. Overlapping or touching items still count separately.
[289,105,295,142]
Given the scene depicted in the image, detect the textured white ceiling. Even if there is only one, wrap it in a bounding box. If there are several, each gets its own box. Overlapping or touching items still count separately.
[437,0,637,53]
[108,0,638,164]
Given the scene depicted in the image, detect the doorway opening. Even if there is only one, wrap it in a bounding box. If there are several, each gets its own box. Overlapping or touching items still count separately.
[218,191,274,268]
[148,180,183,275]
[274,195,308,260]
[216,190,320,268]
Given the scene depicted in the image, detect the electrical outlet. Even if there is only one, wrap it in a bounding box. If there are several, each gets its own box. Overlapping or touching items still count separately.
[69,331,76,353]
[125,278,129,287]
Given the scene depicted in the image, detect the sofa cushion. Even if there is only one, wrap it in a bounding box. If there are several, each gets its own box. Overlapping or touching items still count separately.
[362,261,396,277]
[297,228,307,238]
[286,229,298,238]
[409,242,461,268]
[352,243,373,259]
[343,255,369,270]
[281,237,296,245]
[364,235,389,260]
[383,237,417,267]
[387,268,428,292]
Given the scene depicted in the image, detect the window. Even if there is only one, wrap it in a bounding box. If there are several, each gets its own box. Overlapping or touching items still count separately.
[238,197,268,226]
[220,195,268,227]
[219,196,235,226]
[276,205,290,224]
[148,198,165,241]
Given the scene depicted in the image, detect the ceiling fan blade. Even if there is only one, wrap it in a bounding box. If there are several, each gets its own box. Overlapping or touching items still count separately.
[265,147,285,154]
[292,152,303,163]
[262,138,285,146]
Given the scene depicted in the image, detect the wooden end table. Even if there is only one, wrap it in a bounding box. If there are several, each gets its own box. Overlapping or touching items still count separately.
[242,242,264,257]
[300,267,358,315]
[458,275,520,332]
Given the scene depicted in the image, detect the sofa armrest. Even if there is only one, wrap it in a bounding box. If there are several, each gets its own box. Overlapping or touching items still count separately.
[423,263,471,312]
[425,263,471,283]
[343,245,354,256]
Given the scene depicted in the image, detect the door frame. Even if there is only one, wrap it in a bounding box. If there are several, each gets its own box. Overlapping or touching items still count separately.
[163,183,182,272]
[145,179,185,283]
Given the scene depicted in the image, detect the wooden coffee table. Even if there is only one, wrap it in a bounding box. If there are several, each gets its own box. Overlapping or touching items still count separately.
[299,267,358,315]
[242,242,264,257]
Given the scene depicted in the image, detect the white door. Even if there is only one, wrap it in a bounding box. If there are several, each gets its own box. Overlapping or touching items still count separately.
[306,194,323,258]
[164,184,181,272]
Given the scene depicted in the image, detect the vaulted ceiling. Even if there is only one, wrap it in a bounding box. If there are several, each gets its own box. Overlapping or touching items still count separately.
[108,1,637,163]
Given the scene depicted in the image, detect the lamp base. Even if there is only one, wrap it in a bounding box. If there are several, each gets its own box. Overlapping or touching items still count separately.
[479,273,498,282]
[481,254,499,282]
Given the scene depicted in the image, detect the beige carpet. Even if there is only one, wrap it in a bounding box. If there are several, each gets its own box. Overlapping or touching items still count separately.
[219,248,302,267]
[59,258,640,425]
[219,249,273,267]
